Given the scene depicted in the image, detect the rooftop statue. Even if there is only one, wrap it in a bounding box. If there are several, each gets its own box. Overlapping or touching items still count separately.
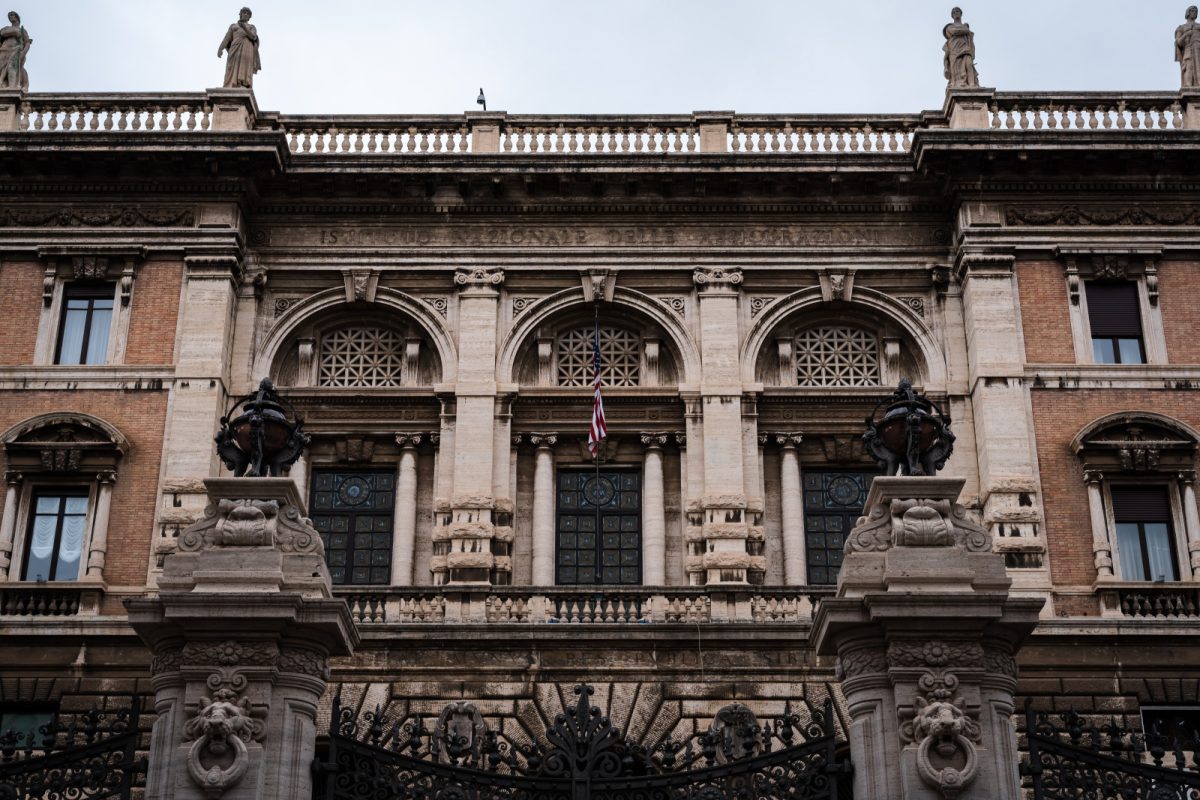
[0,11,30,91]
[218,6,260,90]
[943,7,980,89]
[1177,6,1200,88]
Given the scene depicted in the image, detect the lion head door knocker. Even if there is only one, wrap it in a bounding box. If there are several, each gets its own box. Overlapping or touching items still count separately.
[709,703,762,764]
[433,701,487,766]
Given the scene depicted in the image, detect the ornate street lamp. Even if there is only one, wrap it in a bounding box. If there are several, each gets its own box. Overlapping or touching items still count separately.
[863,378,955,476]
[214,377,309,477]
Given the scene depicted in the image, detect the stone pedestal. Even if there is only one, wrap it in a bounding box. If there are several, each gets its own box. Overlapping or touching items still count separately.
[127,478,358,800]
[944,88,995,129]
[813,476,1043,800]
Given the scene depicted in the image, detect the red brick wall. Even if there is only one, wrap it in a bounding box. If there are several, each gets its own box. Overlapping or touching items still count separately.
[1016,260,1076,363]
[124,260,182,365]
[1032,389,1200,587]
[0,261,43,365]
[0,391,167,587]
[1158,260,1200,365]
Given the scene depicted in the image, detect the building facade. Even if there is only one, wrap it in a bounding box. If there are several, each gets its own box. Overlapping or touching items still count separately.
[2,57,1200,796]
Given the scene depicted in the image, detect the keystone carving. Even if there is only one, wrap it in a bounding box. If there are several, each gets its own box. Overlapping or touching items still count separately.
[692,267,743,289]
[454,267,504,287]
[845,497,989,554]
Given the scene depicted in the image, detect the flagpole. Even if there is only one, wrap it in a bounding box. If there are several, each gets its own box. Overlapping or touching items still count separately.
[593,298,601,583]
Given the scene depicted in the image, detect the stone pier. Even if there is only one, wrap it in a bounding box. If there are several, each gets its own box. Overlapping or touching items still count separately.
[813,477,1043,800]
[127,478,357,800]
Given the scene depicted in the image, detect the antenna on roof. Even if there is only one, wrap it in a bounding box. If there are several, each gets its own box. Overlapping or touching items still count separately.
[476,88,487,112]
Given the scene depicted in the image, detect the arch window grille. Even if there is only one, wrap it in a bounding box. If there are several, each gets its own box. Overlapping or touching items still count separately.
[795,327,880,387]
[318,326,406,388]
[557,327,641,387]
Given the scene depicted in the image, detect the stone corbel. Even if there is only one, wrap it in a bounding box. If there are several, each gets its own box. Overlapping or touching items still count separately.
[536,330,554,385]
[818,270,855,302]
[119,261,137,307]
[581,268,617,303]
[403,336,422,384]
[882,337,902,385]
[643,337,661,386]
[296,338,315,387]
[1065,257,1081,305]
[42,264,55,306]
[342,268,379,303]
[775,337,796,386]
[1145,258,1159,306]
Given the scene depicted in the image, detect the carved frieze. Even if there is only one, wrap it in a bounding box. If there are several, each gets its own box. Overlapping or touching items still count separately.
[1007,205,1200,226]
[178,498,324,556]
[0,207,195,228]
[845,497,989,554]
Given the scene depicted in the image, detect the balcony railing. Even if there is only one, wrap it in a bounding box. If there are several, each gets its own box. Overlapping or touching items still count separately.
[0,585,83,617]
[1101,584,1200,619]
[4,89,1196,155]
[334,585,834,625]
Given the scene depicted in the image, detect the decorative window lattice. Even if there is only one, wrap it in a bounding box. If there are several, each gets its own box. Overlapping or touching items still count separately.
[318,327,405,387]
[795,327,880,387]
[557,327,641,387]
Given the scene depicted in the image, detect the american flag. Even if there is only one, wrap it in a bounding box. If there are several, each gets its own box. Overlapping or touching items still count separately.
[587,319,607,456]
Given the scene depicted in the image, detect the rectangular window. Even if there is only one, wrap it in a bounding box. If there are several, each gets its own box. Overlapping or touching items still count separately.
[1086,282,1144,364]
[1111,486,1178,582]
[803,471,875,585]
[0,704,56,743]
[309,470,395,585]
[22,490,89,582]
[55,284,114,365]
[555,469,642,585]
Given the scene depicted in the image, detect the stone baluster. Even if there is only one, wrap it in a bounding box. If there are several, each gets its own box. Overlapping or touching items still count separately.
[642,433,669,585]
[1179,471,1200,578]
[0,471,22,579]
[776,433,806,585]
[1084,470,1114,578]
[393,434,422,586]
[85,470,117,578]
[530,433,558,586]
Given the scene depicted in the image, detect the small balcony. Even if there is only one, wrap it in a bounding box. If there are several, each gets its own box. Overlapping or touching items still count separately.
[1098,582,1200,619]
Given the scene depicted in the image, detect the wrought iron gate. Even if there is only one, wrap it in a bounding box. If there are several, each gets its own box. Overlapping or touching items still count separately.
[0,695,145,800]
[1021,700,1200,799]
[314,684,852,800]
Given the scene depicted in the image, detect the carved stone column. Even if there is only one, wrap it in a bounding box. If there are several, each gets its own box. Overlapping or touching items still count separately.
[775,433,805,585]
[813,476,1043,800]
[1179,471,1200,578]
[393,434,422,586]
[641,433,668,585]
[86,470,117,578]
[530,433,558,586]
[127,478,357,800]
[0,471,22,579]
[1084,470,1114,578]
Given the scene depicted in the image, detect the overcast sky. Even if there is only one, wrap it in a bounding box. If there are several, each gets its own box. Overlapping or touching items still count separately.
[19,1,1192,114]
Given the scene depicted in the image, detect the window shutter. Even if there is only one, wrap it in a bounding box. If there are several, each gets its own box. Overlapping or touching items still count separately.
[1110,486,1171,522]
[1086,282,1141,337]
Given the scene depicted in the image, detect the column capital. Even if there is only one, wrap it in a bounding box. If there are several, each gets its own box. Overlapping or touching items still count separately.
[4,470,23,486]
[1180,470,1197,486]
[529,432,558,448]
[693,267,743,293]
[774,432,803,448]
[640,432,669,448]
[674,431,686,448]
[454,267,504,290]
[95,469,118,485]
[757,433,767,446]
[428,432,440,447]
[1083,468,1104,485]
[395,433,424,449]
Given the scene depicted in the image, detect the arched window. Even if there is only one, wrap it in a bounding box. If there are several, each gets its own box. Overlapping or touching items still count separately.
[556,326,642,387]
[317,326,406,388]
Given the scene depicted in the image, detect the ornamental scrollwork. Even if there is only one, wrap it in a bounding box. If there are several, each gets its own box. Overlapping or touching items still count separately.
[178,499,323,556]
[433,701,487,765]
[183,687,265,798]
[845,498,989,555]
[1005,205,1200,227]
[277,647,329,680]
[454,267,504,287]
[0,207,196,228]
[182,641,279,668]
[692,267,743,289]
[837,646,888,679]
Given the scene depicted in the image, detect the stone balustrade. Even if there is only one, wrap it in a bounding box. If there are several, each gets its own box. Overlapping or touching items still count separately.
[989,92,1183,130]
[336,585,833,625]
[16,93,213,132]
[5,91,1197,147]
[1099,583,1200,619]
[0,584,101,617]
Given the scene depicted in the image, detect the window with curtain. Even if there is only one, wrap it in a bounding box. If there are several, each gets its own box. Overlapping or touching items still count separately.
[1086,282,1144,364]
[1111,485,1178,582]
[22,490,89,582]
[55,284,114,365]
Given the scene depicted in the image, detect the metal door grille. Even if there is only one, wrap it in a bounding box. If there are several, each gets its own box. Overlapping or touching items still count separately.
[555,469,641,585]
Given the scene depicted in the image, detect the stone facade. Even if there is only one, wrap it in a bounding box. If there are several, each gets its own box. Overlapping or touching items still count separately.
[0,75,1199,795]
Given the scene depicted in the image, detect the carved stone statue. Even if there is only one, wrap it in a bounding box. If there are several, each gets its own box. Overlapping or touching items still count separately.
[218,7,260,89]
[942,7,980,88]
[1177,6,1200,88]
[0,11,30,91]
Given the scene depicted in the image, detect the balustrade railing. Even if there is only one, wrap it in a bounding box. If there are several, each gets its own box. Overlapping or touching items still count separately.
[17,94,212,133]
[1110,584,1200,618]
[989,92,1183,131]
[6,92,1196,150]
[0,586,82,617]
[335,585,833,625]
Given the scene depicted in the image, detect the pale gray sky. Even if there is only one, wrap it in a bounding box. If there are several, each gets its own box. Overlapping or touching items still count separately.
[20,1,1191,114]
